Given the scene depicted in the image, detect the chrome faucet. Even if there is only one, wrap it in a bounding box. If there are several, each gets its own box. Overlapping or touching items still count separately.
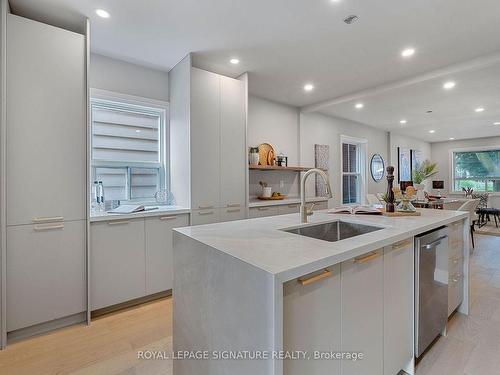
[300,168,333,223]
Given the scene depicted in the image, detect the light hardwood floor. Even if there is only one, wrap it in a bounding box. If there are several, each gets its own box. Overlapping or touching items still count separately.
[1,234,499,375]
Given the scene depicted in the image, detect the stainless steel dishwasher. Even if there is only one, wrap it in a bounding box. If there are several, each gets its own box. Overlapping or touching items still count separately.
[415,227,449,358]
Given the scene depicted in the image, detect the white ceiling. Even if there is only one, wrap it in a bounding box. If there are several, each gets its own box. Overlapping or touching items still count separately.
[313,60,500,142]
[9,0,500,108]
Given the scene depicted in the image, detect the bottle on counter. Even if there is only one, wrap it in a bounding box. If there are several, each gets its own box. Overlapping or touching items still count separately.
[91,181,99,212]
[97,181,105,212]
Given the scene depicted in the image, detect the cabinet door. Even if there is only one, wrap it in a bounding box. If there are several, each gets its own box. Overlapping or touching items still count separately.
[278,204,300,215]
[7,220,86,331]
[191,209,220,225]
[90,219,146,310]
[220,76,246,209]
[249,206,279,218]
[190,68,221,210]
[383,240,414,375]
[145,214,189,295]
[341,250,384,375]
[6,15,86,225]
[284,265,341,375]
[313,201,329,211]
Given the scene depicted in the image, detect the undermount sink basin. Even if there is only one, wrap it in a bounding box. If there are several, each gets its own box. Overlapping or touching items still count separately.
[282,220,383,242]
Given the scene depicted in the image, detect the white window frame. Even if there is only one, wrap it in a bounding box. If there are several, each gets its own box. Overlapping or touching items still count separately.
[340,135,368,205]
[449,145,500,196]
[90,88,169,203]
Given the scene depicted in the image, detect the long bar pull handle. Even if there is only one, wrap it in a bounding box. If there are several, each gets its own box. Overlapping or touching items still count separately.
[298,269,332,286]
[33,216,64,224]
[199,211,214,216]
[422,235,447,250]
[160,216,178,221]
[34,224,64,231]
[258,207,269,211]
[392,239,412,250]
[227,208,241,213]
[108,220,131,225]
[227,203,241,208]
[199,205,214,210]
[354,251,381,264]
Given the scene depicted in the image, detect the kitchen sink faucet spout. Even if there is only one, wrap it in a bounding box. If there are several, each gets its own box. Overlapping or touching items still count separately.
[300,168,333,223]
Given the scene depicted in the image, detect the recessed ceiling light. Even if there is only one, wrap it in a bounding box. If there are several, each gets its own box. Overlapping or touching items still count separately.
[401,48,415,58]
[475,107,485,112]
[443,81,456,90]
[494,122,500,125]
[304,83,314,92]
[355,103,364,109]
[400,119,407,124]
[95,9,110,18]
[429,130,436,133]
[449,137,455,140]
[230,58,240,65]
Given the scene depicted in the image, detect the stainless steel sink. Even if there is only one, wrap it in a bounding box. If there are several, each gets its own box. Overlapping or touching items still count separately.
[282,220,383,242]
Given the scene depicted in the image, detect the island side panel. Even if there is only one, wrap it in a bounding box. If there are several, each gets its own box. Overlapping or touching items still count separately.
[458,217,470,315]
[173,231,276,375]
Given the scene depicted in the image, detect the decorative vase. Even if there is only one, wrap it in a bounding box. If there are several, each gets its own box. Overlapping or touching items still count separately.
[415,183,426,201]
[249,147,259,166]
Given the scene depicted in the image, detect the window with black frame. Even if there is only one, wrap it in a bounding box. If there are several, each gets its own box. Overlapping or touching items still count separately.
[453,149,500,192]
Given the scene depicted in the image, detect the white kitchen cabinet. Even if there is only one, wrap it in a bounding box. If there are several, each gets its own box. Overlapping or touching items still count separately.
[6,221,86,331]
[145,214,189,295]
[219,207,246,222]
[191,208,221,225]
[448,221,464,316]
[312,200,329,211]
[341,249,384,375]
[249,206,279,218]
[278,203,300,215]
[190,68,221,211]
[220,76,246,209]
[284,264,341,375]
[6,14,86,226]
[91,219,146,310]
[383,239,414,375]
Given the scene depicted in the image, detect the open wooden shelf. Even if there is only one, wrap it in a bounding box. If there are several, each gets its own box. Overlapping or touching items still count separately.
[249,165,322,172]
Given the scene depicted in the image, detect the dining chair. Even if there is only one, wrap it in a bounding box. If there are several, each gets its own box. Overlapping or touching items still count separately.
[457,199,480,249]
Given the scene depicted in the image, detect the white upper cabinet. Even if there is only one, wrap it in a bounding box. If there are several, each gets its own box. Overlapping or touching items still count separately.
[6,15,86,225]
[220,76,246,208]
[190,68,221,210]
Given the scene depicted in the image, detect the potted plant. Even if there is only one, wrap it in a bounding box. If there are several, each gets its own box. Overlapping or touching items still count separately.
[412,160,438,200]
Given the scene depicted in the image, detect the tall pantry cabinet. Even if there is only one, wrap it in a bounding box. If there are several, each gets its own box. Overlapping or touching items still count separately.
[1,14,88,343]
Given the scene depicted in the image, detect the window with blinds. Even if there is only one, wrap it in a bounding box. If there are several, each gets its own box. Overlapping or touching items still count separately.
[342,143,361,204]
[91,96,167,202]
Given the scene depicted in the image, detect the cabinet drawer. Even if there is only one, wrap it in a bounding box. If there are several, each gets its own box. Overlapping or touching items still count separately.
[313,201,328,211]
[7,220,86,331]
[91,219,146,310]
[278,204,300,215]
[448,274,464,316]
[284,264,341,375]
[145,214,189,295]
[220,207,246,222]
[191,208,220,225]
[449,254,463,276]
[448,220,464,244]
[449,239,464,259]
[249,206,279,218]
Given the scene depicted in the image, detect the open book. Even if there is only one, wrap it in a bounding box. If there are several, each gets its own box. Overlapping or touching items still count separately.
[328,205,382,215]
[107,205,158,214]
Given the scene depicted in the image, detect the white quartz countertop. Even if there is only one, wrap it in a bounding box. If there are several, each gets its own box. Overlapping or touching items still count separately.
[175,209,468,281]
[248,196,328,207]
[90,205,190,222]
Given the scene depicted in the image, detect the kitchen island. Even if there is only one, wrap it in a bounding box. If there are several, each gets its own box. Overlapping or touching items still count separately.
[173,209,469,375]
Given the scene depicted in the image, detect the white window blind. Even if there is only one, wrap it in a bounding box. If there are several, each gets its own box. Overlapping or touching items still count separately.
[91,95,167,202]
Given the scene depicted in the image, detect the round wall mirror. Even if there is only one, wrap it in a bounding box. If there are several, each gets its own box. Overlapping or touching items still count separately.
[370,154,385,182]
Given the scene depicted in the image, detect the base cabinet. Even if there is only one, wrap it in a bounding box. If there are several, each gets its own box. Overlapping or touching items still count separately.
[283,265,341,375]
[6,220,86,332]
[91,219,146,310]
[145,214,190,295]
[448,221,464,316]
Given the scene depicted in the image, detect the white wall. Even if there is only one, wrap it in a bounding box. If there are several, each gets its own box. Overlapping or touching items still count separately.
[431,136,500,207]
[389,132,432,188]
[300,112,390,207]
[90,53,169,101]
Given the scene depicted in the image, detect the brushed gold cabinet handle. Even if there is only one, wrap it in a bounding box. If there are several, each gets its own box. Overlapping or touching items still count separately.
[288,205,298,208]
[227,203,241,208]
[258,207,269,211]
[160,216,177,220]
[199,205,214,210]
[354,251,381,264]
[33,216,64,224]
[392,239,411,250]
[108,220,131,225]
[227,208,241,213]
[34,224,64,231]
[298,269,332,286]
[199,211,214,216]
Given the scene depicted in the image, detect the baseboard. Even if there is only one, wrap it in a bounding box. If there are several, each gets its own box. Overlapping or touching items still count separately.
[7,312,87,344]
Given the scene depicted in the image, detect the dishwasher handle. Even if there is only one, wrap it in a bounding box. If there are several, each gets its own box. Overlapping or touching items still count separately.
[422,235,447,250]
